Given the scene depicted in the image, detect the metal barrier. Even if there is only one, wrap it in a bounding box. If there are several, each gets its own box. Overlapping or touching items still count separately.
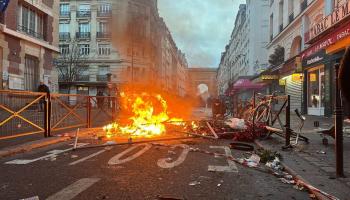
[0,90,119,140]
[0,90,47,140]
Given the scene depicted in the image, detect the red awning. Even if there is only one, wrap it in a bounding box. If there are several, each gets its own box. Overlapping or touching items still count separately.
[233,79,265,90]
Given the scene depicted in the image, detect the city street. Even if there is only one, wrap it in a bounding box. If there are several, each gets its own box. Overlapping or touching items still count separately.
[0,138,309,200]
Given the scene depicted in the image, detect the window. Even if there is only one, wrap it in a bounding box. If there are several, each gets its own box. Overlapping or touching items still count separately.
[79,23,90,32]
[59,44,69,55]
[99,4,111,13]
[19,5,44,39]
[98,22,109,33]
[98,44,111,55]
[60,4,70,15]
[79,4,90,13]
[59,23,69,33]
[98,66,110,75]
[79,44,90,55]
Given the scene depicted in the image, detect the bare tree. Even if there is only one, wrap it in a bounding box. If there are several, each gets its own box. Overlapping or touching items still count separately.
[56,38,88,93]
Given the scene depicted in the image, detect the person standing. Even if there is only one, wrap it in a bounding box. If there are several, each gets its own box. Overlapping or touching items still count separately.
[38,81,50,111]
[97,90,104,109]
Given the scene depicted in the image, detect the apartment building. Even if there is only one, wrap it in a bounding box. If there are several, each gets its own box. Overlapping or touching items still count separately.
[217,1,269,96]
[0,0,59,92]
[58,0,117,96]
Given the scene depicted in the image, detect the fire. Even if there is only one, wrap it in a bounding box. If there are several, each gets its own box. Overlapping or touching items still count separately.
[103,92,184,138]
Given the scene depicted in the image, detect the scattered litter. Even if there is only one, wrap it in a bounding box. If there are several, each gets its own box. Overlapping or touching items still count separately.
[20,196,39,200]
[265,157,283,171]
[316,150,326,154]
[104,141,117,145]
[50,157,57,161]
[293,184,304,191]
[189,147,200,152]
[239,154,260,167]
[71,155,78,159]
[257,149,282,164]
[166,158,173,162]
[188,181,200,186]
[225,118,247,130]
[279,178,295,184]
[217,183,221,187]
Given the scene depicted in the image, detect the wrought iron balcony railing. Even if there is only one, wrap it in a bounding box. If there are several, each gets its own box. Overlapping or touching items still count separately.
[59,32,70,40]
[76,32,91,39]
[288,12,294,23]
[17,25,44,40]
[97,11,112,17]
[76,11,91,18]
[96,32,111,39]
[60,11,70,18]
[96,75,108,82]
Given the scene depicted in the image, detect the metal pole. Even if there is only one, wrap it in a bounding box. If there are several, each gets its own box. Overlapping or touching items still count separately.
[44,95,48,137]
[283,95,291,148]
[87,97,91,128]
[334,63,344,177]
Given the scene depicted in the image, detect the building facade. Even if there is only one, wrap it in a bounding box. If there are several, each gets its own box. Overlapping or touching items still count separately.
[217,1,269,96]
[58,0,188,97]
[0,0,59,92]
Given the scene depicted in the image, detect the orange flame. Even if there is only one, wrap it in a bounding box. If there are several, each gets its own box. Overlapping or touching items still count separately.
[103,92,184,138]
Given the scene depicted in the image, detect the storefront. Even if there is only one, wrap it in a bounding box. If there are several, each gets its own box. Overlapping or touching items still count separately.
[279,56,303,112]
[302,50,327,116]
[302,0,350,116]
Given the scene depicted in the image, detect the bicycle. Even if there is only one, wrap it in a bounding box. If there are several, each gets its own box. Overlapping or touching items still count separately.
[252,92,309,145]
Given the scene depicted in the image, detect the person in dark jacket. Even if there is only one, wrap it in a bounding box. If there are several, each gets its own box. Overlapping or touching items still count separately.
[38,81,50,111]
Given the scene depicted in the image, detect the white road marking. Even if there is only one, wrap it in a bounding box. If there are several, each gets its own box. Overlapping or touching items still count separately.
[208,146,238,173]
[5,143,89,165]
[69,149,109,166]
[46,178,100,200]
[157,144,190,168]
[108,144,152,165]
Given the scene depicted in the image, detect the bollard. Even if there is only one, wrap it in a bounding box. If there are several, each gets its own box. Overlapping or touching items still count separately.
[87,97,91,128]
[334,63,344,177]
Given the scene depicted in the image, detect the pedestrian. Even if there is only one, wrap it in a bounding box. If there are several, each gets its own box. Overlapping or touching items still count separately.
[38,81,50,112]
[97,90,104,109]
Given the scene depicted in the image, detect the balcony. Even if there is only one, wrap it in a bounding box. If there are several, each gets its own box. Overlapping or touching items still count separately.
[96,75,108,82]
[96,32,111,39]
[76,75,90,81]
[59,32,70,41]
[76,11,91,18]
[270,34,273,42]
[76,32,91,40]
[60,11,70,18]
[97,11,112,17]
[288,12,294,23]
[279,24,283,33]
[300,0,307,12]
[17,25,44,40]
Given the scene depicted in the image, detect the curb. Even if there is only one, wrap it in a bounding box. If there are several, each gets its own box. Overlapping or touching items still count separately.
[254,140,332,200]
[0,136,71,158]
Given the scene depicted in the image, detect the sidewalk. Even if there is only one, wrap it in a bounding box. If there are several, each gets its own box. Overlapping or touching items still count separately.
[257,114,350,199]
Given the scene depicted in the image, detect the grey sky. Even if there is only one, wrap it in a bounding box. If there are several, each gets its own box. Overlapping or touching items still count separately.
[158,0,246,68]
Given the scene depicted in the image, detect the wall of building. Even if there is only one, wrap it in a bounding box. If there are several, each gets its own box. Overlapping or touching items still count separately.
[0,0,59,92]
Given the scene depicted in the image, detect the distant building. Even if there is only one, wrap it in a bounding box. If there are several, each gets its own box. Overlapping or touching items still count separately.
[0,0,59,92]
[217,1,269,96]
[188,67,217,98]
[58,0,189,97]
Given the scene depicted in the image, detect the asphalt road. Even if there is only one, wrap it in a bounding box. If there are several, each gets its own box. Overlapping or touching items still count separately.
[0,137,310,200]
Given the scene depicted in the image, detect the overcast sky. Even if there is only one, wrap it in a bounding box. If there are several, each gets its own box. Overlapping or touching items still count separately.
[158,0,246,68]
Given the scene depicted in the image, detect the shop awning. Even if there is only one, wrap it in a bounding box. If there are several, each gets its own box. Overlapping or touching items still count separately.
[233,79,265,90]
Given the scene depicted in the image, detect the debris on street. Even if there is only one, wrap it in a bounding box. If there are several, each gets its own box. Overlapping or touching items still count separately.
[188,180,201,186]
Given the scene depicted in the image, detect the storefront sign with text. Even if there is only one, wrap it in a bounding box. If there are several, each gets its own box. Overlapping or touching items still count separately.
[306,0,350,43]
[301,22,350,59]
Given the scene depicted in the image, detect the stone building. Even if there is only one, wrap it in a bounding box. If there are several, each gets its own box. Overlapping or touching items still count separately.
[58,0,188,97]
[217,1,269,96]
[0,0,59,92]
